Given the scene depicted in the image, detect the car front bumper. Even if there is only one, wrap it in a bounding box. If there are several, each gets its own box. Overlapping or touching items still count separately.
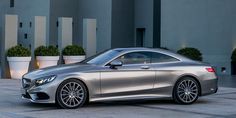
[21,80,58,103]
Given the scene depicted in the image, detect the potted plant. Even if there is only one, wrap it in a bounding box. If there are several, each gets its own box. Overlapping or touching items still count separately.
[62,45,86,64]
[35,45,60,68]
[177,47,202,61]
[7,45,31,79]
[231,49,236,75]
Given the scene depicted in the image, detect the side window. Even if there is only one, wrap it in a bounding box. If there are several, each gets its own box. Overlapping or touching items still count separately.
[117,52,151,65]
[151,52,179,63]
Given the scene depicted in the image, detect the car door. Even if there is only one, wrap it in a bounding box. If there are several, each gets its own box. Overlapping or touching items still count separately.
[100,51,156,98]
[149,51,181,95]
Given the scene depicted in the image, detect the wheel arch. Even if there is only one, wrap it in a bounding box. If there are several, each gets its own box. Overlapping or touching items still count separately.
[56,77,90,103]
[173,75,202,96]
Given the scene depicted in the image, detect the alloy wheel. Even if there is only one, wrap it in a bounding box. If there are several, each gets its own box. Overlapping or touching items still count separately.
[60,82,85,108]
[177,79,198,103]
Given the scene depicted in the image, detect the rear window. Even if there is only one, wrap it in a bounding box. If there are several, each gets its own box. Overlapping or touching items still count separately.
[151,52,179,63]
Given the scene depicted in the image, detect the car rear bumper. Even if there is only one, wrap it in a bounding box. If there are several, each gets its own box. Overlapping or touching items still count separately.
[201,78,218,96]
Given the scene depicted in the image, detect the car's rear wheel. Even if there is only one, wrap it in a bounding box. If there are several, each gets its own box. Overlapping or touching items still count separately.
[56,79,87,109]
[173,77,199,104]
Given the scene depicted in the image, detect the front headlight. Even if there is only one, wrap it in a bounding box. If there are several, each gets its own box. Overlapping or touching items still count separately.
[35,75,57,86]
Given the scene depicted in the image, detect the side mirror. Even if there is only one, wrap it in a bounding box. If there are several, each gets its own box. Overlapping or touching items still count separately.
[110,60,123,69]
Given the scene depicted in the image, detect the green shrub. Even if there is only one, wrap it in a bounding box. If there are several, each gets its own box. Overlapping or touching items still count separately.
[177,47,202,61]
[62,45,85,56]
[231,49,236,62]
[35,45,59,56]
[7,45,31,57]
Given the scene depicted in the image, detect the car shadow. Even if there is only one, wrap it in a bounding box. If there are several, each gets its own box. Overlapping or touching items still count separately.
[86,99,175,107]
[85,99,209,108]
[20,98,210,110]
[20,101,58,109]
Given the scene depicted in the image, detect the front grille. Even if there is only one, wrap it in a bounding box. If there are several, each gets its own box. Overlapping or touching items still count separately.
[22,78,32,88]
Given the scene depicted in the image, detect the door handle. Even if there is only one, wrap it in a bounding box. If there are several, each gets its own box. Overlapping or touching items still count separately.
[141,66,150,69]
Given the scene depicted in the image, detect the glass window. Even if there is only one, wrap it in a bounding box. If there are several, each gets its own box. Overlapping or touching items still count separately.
[116,52,151,65]
[151,52,179,63]
[81,50,121,65]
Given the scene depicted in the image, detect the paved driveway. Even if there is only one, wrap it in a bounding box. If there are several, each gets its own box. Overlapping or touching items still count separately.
[0,79,236,118]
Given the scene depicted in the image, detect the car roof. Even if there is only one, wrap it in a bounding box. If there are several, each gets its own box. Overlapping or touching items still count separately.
[112,47,193,62]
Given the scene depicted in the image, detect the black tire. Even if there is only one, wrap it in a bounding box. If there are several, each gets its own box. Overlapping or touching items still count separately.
[173,77,200,104]
[56,79,88,109]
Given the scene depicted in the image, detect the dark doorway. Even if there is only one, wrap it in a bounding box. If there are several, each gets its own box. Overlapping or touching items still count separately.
[231,62,236,75]
[136,28,145,47]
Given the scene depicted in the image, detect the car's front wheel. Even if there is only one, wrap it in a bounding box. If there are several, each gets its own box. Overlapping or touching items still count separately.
[56,79,87,109]
[173,77,200,104]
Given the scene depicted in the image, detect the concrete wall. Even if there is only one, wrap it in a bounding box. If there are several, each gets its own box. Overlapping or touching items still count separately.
[13,0,50,48]
[77,0,112,52]
[0,0,12,65]
[1,0,79,48]
[2,0,236,76]
[50,0,79,46]
[161,0,236,75]
[134,0,154,47]
[111,0,135,48]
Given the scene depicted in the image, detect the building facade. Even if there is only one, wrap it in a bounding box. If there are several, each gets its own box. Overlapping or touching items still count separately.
[1,0,236,76]
[161,0,236,75]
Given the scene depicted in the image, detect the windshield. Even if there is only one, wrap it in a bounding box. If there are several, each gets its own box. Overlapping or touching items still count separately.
[81,50,121,65]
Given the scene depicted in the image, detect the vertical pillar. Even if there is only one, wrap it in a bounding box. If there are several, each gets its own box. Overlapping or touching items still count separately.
[58,17,73,64]
[31,16,47,69]
[58,17,73,51]
[1,15,18,78]
[83,19,97,57]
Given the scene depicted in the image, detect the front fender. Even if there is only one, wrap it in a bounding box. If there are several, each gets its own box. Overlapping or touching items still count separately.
[56,72,101,101]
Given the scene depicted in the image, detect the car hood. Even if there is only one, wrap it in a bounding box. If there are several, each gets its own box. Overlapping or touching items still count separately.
[23,63,98,79]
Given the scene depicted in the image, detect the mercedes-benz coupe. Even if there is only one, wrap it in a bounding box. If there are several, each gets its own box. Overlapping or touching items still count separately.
[22,48,218,109]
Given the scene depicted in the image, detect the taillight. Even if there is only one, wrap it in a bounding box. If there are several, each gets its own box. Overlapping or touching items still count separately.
[206,67,215,73]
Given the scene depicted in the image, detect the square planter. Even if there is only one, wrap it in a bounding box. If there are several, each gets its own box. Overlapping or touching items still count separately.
[36,56,59,68]
[63,55,85,64]
[7,57,31,79]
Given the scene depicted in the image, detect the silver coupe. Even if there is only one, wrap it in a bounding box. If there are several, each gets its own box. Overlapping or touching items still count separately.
[22,48,218,109]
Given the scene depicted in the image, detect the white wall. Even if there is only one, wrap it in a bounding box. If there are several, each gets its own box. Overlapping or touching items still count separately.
[83,19,97,57]
[161,0,236,75]
[58,17,73,51]
[1,15,18,78]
